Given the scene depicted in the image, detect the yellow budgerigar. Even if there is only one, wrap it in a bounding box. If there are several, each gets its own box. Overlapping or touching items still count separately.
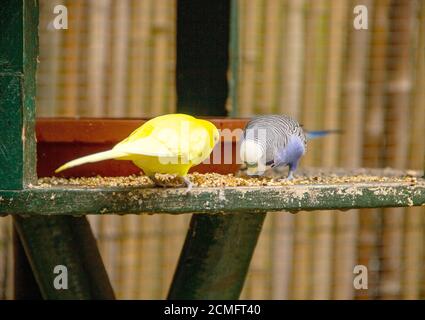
[55,114,220,191]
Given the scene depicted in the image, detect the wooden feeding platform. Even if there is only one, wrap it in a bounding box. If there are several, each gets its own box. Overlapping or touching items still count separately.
[1,169,424,216]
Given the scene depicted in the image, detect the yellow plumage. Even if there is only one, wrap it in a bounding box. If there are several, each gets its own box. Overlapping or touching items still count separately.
[55,114,219,189]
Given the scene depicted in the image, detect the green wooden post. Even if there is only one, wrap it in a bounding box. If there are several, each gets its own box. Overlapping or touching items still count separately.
[0,0,37,189]
[169,0,265,299]
[0,0,39,300]
[13,227,42,300]
[0,0,114,299]
[168,213,266,299]
[14,216,115,299]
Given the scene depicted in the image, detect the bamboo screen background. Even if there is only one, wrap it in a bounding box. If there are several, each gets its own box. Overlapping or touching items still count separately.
[1,0,424,299]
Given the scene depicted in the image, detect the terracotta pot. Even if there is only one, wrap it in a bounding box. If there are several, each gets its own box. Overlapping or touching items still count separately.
[36,118,249,178]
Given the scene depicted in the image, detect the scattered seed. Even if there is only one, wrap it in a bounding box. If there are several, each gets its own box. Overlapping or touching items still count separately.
[34,168,424,189]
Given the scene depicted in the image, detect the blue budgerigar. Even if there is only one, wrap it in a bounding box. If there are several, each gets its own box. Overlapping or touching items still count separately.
[240,115,338,179]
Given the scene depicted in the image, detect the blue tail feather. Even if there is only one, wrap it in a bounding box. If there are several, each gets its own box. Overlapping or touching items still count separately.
[305,129,342,140]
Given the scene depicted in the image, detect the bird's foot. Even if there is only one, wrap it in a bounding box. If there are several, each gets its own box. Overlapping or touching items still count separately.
[180,176,193,194]
[149,176,169,188]
[150,175,192,193]
[277,171,294,182]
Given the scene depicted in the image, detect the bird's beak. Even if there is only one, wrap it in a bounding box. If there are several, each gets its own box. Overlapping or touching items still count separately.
[246,167,258,176]
[246,164,259,176]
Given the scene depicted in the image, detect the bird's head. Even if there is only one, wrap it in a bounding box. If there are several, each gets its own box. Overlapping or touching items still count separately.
[240,140,265,175]
[198,120,220,148]
[212,126,220,147]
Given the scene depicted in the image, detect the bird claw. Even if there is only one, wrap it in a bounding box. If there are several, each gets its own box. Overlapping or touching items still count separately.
[277,172,295,182]
[181,177,193,194]
[150,175,192,194]
[150,176,169,188]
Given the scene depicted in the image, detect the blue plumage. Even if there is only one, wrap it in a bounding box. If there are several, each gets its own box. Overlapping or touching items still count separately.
[240,115,338,179]
[272,135,305,179]
[305,129,342,140]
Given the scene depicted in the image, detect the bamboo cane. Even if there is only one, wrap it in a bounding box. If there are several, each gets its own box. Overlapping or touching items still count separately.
[161,215,191,297]
[272,0,302,298]
[246,215,273,299]
[293,0,327,299]
[127,0,153,117]
[238,0,262,116]
[37,0,63,116]
[150,0,172,116]
[313,0,349,300]
[107,0,130,117]
[260,0,281,114]
[356,0,390,300]
[59,0,84,116]
[86,0,111,116]
[279,0,304,118]
[333,0,371,300]
[0,217,12,299]
[403,0,425,300]
[380,0,413,300]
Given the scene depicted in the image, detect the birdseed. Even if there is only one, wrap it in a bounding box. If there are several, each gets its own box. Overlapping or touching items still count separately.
[36,168,424,189]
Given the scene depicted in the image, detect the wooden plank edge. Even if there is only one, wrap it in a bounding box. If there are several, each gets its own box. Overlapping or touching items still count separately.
[1,182,424,215]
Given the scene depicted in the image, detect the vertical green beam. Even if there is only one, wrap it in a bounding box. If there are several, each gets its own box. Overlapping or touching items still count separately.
[0,0,115,299]
[13,227,42,300]
[0,0,40,299]
[169,0,265,299]
[168,213,266,299]
[14,216,115,299]
[0,0,37,189]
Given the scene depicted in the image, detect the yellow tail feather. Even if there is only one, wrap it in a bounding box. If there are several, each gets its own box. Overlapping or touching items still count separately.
[55,150,128,173]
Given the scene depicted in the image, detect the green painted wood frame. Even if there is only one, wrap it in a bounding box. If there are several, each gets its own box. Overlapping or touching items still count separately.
[0,0,114,299]
[1,180,424,215]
